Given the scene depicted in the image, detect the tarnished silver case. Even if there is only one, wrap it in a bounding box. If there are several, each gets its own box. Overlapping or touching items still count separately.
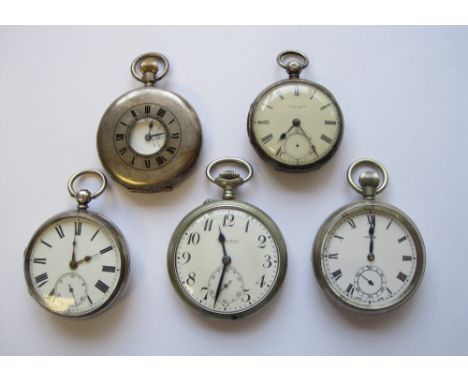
[312,200,425,314]
[247,78,344,173]
[24,209,130,319]
[167,199,288,320]
[97,87,202,192]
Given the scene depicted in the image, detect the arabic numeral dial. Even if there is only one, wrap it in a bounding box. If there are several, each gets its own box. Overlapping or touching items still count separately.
[172,208,282,316]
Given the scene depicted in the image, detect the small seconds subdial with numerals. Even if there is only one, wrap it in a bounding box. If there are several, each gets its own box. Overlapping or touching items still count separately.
[26,216,125,317]
[168,158,287,320]
[248,50,343,172]
[321,211,417,309]
[173,209,280,316]
[313,159,425,314]
[24,170,130,319]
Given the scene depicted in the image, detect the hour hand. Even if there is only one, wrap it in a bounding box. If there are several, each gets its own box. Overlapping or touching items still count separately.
[278,118,301,141]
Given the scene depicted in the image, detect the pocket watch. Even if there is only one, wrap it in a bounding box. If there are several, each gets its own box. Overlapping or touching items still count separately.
[97,52,202,192]
[24,169,130,319]
[247,50,343,172]
[167,158,288,320]
[312,159,425,314]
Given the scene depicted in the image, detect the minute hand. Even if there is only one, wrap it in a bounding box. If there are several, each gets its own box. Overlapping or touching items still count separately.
[296,124,319,156]
[368,215,375,261]
[214,227,232,307]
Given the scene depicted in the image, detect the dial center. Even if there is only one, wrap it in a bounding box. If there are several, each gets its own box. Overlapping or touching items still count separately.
[129,117,167,156]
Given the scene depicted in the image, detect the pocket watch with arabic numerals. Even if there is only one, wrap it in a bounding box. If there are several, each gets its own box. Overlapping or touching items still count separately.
[248,50,343,172]
[97,52,202,192]
[24,170,130,319]
[313,159,425,314]
[167,158,288,320]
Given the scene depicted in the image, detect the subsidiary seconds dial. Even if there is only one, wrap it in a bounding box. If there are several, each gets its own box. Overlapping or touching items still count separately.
[321,210,418,308]
[173,209,280,315]
[168,158,287,320]
[248,50,343,172]
[313,159,425,314]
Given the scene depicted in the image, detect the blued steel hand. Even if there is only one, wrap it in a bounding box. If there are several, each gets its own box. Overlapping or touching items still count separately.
[145,132,166,140]
[359,273,374,286]
[278,118,301,141]
[368,215,376,261]
[76,251,102,265]
[69,235,78,269]
[214,227,232,307]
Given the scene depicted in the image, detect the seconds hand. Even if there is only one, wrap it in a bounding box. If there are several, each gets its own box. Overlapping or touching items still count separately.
[359,273,374,286]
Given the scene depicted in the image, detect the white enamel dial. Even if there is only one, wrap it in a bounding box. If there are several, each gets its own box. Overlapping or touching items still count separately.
[26,215,123,317]
[129,117,167,155]
[172,208,283,317]
[319,208,419,311]
[251,81,342,167]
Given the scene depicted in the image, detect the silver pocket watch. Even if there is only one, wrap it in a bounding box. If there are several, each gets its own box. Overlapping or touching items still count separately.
[97,52,202,192]
[313,159,425,314]
[167,158,288,319]
[248,50,343,172]
[24,170,130,319]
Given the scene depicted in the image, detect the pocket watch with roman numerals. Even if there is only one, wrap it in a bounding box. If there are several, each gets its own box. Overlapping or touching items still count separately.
[24,170,130,319]
[167,158,288,320]
[313,159,425,314]
[248,50,343,172]
[97,52,202,192]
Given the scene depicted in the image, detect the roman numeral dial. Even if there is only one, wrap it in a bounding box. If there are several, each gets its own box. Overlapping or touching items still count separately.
[250,80,342,169]
[113,103,182,170]
[26,215,124,317]
[319,209,418,310]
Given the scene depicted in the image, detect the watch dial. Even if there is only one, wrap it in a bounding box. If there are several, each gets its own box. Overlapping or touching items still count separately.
[319,208,420,311]
[171,208,284,317]
[114,103,181,170]
[26,215,124,317]
[251,81,342,167]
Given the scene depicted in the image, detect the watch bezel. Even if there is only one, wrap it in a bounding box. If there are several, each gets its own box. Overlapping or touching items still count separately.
[167,199,288,320]
[312,200,426,314]
[97,86,202,192]
[24,209,130,320]
[247,78,344,173]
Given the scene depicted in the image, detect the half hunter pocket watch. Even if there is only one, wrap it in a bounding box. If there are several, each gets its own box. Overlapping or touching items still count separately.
[97,52,202,192]
[167,158,288,319]
[313,159,425,314]
[248,50,343,172]
[24,170,130,319]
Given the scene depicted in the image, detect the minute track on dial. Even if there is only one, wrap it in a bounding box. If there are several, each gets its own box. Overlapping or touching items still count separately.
[313,159,426,314]
[248,50,343,172]
[168,158,287,319]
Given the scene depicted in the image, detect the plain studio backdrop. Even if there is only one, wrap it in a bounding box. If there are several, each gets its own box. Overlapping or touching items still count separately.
[0,26,467,355]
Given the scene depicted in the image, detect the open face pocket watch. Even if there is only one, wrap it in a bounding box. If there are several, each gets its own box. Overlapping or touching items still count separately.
[167,158,288,319]
[248,50,343,172]
[313,159,425,314]
[97,52,202,192]
[24,170,130,319]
